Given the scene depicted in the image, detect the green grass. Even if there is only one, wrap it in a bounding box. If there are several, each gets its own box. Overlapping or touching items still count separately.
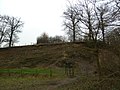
[0,68,67,90]
[0,68,120,90]
[0,68,50,75]
[0,68,66,78]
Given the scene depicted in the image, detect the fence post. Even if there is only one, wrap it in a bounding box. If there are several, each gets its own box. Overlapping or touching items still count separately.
[8,69,11,77]
[65,61,75,78]
[35,69,38,77]
[49,68,52,77]
[20,69,23,77]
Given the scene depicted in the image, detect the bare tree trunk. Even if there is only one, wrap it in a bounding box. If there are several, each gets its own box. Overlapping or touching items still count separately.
[96,48,101,80]
[9,29,13,47]
[72,18,76,42]
[100,12,105,43]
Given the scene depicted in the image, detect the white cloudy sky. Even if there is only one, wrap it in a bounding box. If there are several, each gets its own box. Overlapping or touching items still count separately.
[0,0,75,45]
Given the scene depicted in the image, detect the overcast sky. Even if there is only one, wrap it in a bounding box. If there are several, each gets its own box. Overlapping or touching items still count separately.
[0,0,75,45]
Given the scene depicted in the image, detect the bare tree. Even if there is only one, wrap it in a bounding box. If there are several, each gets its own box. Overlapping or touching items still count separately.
[4,16,23,47]
[93,0,120,43]
[78,0,96,41]
[63,0,120,44]
[63,4,80,42]
[63,0,99,42]
[0,15,23,47]
[0,15,9,47]
[94,1,111,43]
[0,16,6,46]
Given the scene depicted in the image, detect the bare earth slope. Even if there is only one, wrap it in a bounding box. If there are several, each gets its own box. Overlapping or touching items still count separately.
[0,43,94,68]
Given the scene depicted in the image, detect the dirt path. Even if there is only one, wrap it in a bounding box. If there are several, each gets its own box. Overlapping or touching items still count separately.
[47,77,79,90]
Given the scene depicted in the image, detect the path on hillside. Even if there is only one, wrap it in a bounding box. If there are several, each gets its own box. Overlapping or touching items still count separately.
[46,77,79,90]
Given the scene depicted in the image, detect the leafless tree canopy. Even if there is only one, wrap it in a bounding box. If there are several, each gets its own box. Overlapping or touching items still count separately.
[63,0,120,44]
[0,15,24,47]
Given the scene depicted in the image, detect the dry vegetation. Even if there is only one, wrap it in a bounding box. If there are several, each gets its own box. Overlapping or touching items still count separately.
[0,42,120,90]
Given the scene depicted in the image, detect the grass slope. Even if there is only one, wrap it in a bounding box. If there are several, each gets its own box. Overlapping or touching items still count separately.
[0,43,120,90]
[0,43,95,68]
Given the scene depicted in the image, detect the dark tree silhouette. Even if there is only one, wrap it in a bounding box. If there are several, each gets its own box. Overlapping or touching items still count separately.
[37,32,49,44]
[63,0,120,43]
[37,33,65,44]
[0,16,8,46]
[2,16,24,47]
[63,4,80,42]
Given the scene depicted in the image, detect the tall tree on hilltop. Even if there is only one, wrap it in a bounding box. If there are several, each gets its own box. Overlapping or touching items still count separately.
[77,0,96,41]
[63,4,80,42]
[0,15,7,46]
[63,0,120,43]
[3,16,24,47]
[0,15,23,47]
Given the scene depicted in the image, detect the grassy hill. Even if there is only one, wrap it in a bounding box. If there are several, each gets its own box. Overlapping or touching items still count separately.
[0,42,119,74]
[0,42,120,90]
[0,43,94,67]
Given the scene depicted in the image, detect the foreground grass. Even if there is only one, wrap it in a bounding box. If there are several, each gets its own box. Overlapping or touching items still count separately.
[57,76,120,90]
[0,76,120,90]
[0,68,50,75]
[0,68,120,90]
[0,68,66,78]
[0,68,66,90]
[0,77,62,90]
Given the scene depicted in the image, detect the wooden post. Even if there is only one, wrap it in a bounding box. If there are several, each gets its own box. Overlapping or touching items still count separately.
[20,69,23,77]
[8,69,11,77]
[65,61,75,78]
[35,69,38,77]
[96,49,101,80]
[69,62,74,78]
[49,68,52,77]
